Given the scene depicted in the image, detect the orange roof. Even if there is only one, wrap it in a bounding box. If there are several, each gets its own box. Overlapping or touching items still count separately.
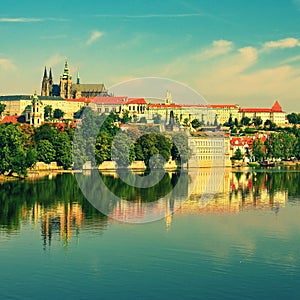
[211,104,239,109]
[66,97,91,103]
[271,100,283,112]
[126,98,147,105]
[1,116,19,124]
[92,96,127,105]
[148,103,182,108]
[239,107,271,113]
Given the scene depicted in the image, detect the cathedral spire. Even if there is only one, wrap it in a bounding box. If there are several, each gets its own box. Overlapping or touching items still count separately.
[43,66,48,79]
[49,68,53,84]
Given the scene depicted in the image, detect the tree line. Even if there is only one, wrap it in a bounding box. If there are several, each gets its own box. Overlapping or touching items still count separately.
[249,129,300,161]
[0,108,190,177]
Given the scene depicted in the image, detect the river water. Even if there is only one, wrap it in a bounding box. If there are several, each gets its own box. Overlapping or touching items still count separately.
[0,168,299,299]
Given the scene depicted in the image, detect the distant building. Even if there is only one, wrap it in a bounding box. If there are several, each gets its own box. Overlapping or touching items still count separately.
[41,61,106,99]
[29,91,44,127]
[188,132,231,167]
[238,100,286,125]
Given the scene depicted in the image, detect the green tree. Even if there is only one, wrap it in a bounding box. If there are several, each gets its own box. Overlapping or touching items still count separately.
[0,124,34,177]
[171,133,192,165]
[264,119,276,130]
[136,133,172,169]
[74,106,86,119]
[287,113,299,125]
[153,114,162,124]
[191,119,202,129]
[253,117,263,128]
[241,116,251,126]
[120,110,132,124]
[233,148,243,160]
[234,118,239,127]
[111,133,136,168]
[37,140,56,164]
[280,132,297,159]
[252,139,265,161]
[44,105,52,119]
[53,108,65,119]
[139,116,147,124]
[95,132,113,165]
[0,103,6,116]
[183,118,189,126]
[54,132,73,169]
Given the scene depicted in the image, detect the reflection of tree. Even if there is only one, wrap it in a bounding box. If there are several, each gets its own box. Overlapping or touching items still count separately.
[99,170,182,202]
[0,174,108,243]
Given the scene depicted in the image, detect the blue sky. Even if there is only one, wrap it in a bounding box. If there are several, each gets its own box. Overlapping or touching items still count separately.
[1,0,300,111]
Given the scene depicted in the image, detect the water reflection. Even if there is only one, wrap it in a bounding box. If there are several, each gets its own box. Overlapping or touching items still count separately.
[0,167,299,246]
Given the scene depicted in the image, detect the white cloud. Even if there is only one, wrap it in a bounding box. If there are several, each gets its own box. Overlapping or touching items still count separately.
[86,31,104,46]
[147,38,300,111]
[45,54,65,67]
[0,17,41,23]
[94,13,205,19]
[196,40,233,59]
[263,37,300,50]
[0,17,68,23]
[0,58,16,70]
[280,54,300,64]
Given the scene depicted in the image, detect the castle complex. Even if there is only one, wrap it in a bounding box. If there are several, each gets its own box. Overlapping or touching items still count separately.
[0,61,287,127]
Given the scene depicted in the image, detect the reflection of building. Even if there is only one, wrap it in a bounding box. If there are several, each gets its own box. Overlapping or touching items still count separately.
[177,170,287,215]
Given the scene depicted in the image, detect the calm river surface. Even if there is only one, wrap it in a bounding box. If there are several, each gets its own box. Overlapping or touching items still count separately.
[0,167,300,299]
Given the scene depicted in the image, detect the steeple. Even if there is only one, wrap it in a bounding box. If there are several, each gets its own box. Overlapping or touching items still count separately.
[43,66,48,79]
[49,68,53,84]
[59,60,73,98]
[76,70,80,84]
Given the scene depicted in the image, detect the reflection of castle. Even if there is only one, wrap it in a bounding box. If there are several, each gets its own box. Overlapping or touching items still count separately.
[178,171,287,215]
[26,202,84,248]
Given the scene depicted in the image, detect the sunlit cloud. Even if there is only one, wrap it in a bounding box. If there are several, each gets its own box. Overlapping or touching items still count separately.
[45,54,65,67]
[86,31,104,46]
[280,54,300,65]
[263,37,300,50]
[0,58,16,70]
[195,39,233,60]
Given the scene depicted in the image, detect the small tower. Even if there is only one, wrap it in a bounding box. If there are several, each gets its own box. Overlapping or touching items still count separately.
[41,67,50,96]
[30,90,44,127]
[59,61,72,99]
[165,91,173,104]
[76,70,80,84]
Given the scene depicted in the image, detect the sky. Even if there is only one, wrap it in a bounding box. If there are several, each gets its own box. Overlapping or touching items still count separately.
[1,0,300,112]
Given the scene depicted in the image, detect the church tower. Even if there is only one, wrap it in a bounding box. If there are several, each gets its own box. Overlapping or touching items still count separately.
[41,67,50,96]
[30,90,44,127]
[59,61,72,99]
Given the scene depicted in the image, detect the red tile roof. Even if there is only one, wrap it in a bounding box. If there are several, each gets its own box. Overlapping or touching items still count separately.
[239,108,271,113]
[211,104,239,109]
[92,96,127,105]
[1,116,19,124]
[148,103,182,108]
[126,98,147,105]
[271,100,283,112]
